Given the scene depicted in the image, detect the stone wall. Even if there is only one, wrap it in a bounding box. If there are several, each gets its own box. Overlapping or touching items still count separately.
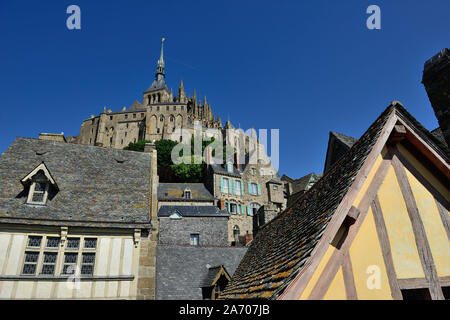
[158,216,228,246]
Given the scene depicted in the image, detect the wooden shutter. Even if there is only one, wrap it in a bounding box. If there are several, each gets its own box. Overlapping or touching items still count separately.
[257,184,261,195]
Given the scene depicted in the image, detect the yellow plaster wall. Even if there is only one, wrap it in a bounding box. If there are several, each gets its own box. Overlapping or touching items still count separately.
[323,267,346,300]
[405,169,450,277]
[377,166,425,279]
[397,145,450,202]
[349,208,392,299]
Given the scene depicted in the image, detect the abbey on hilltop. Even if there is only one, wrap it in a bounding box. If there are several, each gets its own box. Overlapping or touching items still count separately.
[75,38,222,149]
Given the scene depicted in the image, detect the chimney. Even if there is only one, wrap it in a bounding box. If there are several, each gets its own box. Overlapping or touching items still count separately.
[218,199,225,211]
[204,146,213,167]
[422,48,450,147]
[144,142,156,153]
[245,232,253,245]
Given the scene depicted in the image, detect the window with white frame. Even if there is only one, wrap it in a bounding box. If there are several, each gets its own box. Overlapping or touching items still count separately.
[235,180,241,195]
[223,178,229,194]
[62,237,97,275]
[250,183,258,195]
[21,235,97,277]
[184,189,191,199]
[26,172,50,205]
[20,162,58,205]
[21,235,60,276]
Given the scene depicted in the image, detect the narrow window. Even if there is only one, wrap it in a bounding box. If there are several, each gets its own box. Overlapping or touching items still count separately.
[190,234,199,246]
[235,180,241,195]
[125,114,128,119]
[28,235,42,247]
[46,237,60,248]
[133,113,136,119]
[81,253,95,275]
[29,181,49,205]
[40,252,57,275]
[223,178,229,194]
[22,251,39,275]
[62,253,78,275]
[185,190,191,199]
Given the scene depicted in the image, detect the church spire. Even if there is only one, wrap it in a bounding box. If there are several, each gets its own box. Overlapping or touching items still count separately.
[156,37,165,81]
[178,79,186,102]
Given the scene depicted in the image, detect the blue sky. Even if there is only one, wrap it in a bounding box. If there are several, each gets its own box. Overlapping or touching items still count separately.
[0,0,448,178]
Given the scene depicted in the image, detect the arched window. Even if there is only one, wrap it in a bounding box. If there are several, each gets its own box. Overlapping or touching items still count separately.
[160,115,164,122]
[170,115,174,122]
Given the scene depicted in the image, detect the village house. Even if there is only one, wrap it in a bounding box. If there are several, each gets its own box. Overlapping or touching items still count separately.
[220,100,450,300]
[0,136,159,300]
[220,46,449,302]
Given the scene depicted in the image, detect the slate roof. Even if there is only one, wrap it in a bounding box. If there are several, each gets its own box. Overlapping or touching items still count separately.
[158,183,214,201]
[158,205,229,218]
[291,173,318,194]
[210,163,242,178]
[219,103,450,299]
[144,78,168,93]
[156,245,248,300]
[0,138,153,229]
[331,131,358,149]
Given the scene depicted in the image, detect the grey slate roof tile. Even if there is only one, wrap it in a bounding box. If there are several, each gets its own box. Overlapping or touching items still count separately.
[0,138,153,229]
[158,205,228,217]
[156,245,247,300]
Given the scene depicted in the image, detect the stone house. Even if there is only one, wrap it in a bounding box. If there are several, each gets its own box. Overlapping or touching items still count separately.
[0,136,158,300]
[206,160,285,246]
[158,205,229,247]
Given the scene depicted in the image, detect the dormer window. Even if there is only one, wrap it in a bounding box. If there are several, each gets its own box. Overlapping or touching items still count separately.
[226,162,233,173]
[29,181,49,204]
[184,189,191,199]
[21,163,58,206]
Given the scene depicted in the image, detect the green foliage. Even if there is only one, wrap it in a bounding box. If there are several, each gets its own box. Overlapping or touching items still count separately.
[123,140,152,152]
[154,139,179,168]
[171,157,204,183]
[124,138,207,183]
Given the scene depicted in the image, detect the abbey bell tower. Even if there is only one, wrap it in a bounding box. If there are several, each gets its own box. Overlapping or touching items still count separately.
[144,38,170,105]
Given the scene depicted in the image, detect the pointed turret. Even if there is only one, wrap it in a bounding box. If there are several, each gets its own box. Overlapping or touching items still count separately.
[156,37,165,81]
[178,79,186,102]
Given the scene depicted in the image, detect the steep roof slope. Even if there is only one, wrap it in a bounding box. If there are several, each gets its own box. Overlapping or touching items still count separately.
[156,245,247,300]
[0,138,153,228]
[219,103,449,299]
